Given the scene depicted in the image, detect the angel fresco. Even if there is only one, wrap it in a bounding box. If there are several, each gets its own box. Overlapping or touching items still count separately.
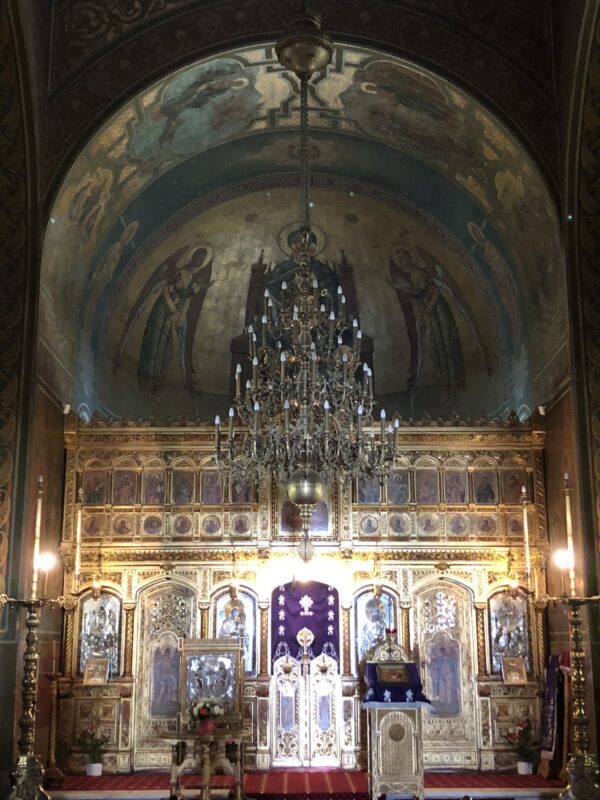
[130,59,257,163]
[389,244,492,399]
[339,60,475,162]
[114,244,212,393]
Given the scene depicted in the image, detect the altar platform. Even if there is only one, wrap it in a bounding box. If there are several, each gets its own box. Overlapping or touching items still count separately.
[48,769,565,800]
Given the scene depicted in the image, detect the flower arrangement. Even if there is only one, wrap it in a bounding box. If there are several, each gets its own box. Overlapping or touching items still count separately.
[75,721,110,763]
[503,719,538,763]
[189,698,225,724]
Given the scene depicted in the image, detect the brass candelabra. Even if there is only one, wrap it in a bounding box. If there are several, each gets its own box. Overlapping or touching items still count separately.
[543,594,600,800]
[0,593,75,800]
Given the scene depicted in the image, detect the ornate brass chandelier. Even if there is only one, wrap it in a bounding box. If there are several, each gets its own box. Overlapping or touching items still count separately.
[214,11,399,488]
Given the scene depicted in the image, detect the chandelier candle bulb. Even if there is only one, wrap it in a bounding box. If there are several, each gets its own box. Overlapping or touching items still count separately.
[324,400,330,432]
[253,402,260,435]
[380,409,386,440]
[235,364,241,398]
[261,315,267,345]
[280,351,287,383]
[228,407,235,438]
[564,473,576,596]
[252,357,258,387]
[264,288,269,316]
[247,325,254,356]
[284,399,290,432]
[357,404,363,436]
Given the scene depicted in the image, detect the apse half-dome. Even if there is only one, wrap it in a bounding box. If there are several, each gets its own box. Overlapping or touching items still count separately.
[39,43,566,421]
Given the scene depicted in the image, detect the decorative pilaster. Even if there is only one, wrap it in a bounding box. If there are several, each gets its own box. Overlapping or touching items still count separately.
[199,602,210,638]
[123,604,135,677]
[259,601,270,677]
[64,607,75,677]
[534,599,547,677]
[400,602,411,654]
[341,603,352,676]
[474,602,488,677]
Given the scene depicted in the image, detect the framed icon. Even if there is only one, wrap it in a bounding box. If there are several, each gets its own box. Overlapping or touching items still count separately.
[83,656,110,685]
[179,639,243,720]
[501,655,528,685]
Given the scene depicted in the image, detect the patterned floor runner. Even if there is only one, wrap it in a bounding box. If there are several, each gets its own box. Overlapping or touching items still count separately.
[54,769,564,798]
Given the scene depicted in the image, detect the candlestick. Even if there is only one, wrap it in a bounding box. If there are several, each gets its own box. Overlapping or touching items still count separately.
[31,477,43,601]
[521,486,532,594]
[51,640,57,675]
[564,473,576,596]
[75,487,82,591]
[215,415,221,454]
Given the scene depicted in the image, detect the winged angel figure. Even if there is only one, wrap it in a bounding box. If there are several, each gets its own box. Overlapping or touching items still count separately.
[114,244,213,393]
[389,244,492,399]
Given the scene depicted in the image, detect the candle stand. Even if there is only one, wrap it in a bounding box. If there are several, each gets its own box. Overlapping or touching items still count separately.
[546,594,600,800]
[0,593,75,800]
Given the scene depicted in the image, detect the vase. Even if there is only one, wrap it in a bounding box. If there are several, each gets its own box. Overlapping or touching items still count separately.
[86,762,103,776]
[517,761,533,775]
[198,718,216,734]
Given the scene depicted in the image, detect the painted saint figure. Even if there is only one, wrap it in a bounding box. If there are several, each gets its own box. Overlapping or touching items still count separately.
[427,639,460,715]
[360,598,387,661]
[389,244,491,399]
[115,244,213,394]
[475,475,496,504]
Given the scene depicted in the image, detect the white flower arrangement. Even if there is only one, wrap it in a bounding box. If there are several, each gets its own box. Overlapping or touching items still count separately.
[189,698,225,723]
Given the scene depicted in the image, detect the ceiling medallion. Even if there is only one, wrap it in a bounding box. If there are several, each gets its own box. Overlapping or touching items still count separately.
[214,10,400,557]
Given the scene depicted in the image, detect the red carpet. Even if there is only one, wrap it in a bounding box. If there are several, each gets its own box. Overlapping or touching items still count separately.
[57,769,564,798]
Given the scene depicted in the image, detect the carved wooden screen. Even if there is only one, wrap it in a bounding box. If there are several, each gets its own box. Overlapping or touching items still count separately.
[270,653,341,767]
[271,655,303,766]
[308,653,341,766]
[412,580,478,768]
[133,582,197,769]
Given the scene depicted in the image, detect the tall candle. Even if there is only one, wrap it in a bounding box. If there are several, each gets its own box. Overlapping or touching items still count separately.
[51,640,58,674]
[31,476,43,600]
[75,487,83,590]
[564,473,576,596]
[521,485,532,594]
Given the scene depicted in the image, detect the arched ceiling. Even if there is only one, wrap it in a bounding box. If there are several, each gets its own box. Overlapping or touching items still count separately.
[40,43,567,421]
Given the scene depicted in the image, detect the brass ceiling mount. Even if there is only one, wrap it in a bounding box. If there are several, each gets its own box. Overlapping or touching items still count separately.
[275,10,333,77]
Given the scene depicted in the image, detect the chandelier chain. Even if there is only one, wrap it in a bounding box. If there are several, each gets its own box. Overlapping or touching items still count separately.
[300,74,311,231]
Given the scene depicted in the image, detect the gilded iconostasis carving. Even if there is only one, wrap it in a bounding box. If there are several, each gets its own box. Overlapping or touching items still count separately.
[58,413,547,774]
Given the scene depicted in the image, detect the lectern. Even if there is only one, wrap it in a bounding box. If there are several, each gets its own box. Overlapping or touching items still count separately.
[362,638,429,800]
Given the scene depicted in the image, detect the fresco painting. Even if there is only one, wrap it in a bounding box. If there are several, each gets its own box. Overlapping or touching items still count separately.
[39,44,566,421]
[115,244,213,393]
[96,186,505,419]
[389,243,491,398]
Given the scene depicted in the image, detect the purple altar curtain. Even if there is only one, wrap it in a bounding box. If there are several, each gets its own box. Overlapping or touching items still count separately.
[541,654,560,758]
[271,581,339,667]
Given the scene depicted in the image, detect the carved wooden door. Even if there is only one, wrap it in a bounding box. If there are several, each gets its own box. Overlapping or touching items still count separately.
[271,654,341,766]
[412,581,478,768]
[133,583,196,769]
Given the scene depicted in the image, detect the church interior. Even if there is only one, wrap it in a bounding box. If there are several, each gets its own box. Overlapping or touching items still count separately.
[2,0,600,798]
